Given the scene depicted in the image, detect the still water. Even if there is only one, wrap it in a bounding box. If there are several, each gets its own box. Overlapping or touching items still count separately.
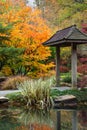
[0,107,87,130]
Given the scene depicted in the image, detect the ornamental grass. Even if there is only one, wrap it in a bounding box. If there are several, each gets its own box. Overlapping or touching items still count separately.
[17,78,54,108]
[2,76,28,90]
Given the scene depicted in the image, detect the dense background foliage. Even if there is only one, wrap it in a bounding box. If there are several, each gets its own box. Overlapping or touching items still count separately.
[0,0,54,78]
[0,0,87,82]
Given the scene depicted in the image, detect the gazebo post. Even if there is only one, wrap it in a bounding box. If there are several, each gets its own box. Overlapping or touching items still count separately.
[56,46,60,87]
[71,43,77,88]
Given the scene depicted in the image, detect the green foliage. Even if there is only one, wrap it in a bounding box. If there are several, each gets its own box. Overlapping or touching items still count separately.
[61,73,71,83]
[51,88,87,102]
[6,92,24,103]
[0,23,25,75]
[39,0,87,28]
[0,46,24,75]
[58,2,87,23]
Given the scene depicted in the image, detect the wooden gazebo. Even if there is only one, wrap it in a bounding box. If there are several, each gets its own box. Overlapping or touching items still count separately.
[43,25,87,88]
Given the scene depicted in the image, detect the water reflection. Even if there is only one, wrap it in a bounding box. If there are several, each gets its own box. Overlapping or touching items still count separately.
[56,110,87,130]
[78,111,87,128]
[0,107,87,130]
[18,108,54,129]
[56,111,61,130]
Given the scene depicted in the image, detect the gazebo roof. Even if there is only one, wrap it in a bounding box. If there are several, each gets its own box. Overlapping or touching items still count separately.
[43,25,87,47]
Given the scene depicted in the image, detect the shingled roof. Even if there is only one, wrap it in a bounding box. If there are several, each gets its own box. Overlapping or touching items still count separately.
[43,25,87,47]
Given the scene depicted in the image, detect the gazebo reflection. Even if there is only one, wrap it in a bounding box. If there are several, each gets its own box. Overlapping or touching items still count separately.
[56,110,87,130]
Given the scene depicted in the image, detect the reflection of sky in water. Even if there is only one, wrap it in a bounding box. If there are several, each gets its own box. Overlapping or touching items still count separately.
[26,0,36,7]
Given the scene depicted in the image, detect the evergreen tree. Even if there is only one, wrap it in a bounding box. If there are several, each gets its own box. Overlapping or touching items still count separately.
[0,23,24,75]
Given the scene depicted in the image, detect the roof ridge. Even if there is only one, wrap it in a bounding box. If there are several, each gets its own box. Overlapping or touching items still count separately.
[66,25,87,39]
[75,27,87,37]
[56,24,76,34]
[46,25,76,41]
[64,25,76,39]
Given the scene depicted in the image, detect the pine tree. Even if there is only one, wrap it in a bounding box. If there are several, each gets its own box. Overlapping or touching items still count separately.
[0,23,24,75]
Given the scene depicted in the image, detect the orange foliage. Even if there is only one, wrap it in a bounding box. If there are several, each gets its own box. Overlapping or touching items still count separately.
[15,124,53,130]
[0,0,54,77]
[33,124,53,130]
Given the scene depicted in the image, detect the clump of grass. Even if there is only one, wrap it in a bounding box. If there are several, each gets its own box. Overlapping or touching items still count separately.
[2,76,29,90]
[17,78,54,108]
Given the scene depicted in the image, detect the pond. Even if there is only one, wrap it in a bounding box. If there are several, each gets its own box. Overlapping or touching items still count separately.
[0,107,87,130]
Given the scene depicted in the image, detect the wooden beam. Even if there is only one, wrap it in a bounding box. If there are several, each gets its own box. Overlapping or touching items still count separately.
[56,46,60,87]
[71,44,77,88]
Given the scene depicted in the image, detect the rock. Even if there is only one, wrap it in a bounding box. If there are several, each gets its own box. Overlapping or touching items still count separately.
[54,95,76,103]
[0,96,9,103]
[53,95,77,108]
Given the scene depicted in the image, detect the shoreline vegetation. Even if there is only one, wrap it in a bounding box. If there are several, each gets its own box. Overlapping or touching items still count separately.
[6,88,87,108]
[3,77,87,109]
[0,75,87,109]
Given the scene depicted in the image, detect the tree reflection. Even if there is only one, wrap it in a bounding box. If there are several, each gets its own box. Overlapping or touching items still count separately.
[56,110,87,130]
[78,111,87,127]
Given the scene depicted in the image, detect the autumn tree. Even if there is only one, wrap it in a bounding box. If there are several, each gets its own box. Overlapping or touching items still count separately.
[0,0,54,77]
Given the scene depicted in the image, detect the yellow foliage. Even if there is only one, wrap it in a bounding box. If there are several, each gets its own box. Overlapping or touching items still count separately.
[1,66,12,76]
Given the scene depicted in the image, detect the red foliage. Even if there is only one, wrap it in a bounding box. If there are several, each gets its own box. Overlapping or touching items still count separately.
[77,76,87,88]
[79,57,87,64]
[82,23,87,34]
[78,111,87,126]
[77,64,87,74]
[60,66,69,73]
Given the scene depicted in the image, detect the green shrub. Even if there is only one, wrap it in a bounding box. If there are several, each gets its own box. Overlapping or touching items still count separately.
[61,73,71,83]
[6,92,25,103]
